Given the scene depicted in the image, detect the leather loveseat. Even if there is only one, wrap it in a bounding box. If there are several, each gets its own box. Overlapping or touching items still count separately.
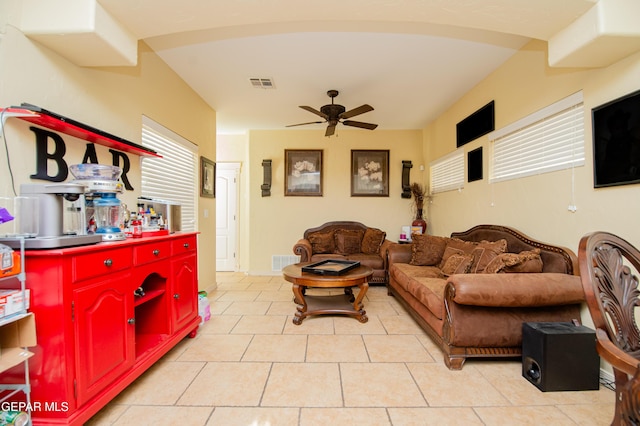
[293,221,392,285]
[387,224,585,370]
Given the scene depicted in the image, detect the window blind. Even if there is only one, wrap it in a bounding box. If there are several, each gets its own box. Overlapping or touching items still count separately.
[489,92,585,183]
[140,117,197,232]
[430,149,464,194]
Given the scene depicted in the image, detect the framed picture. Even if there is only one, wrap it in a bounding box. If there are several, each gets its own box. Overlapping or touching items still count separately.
[285,149,323,196]
[351,149,389,196]
[200,156,215,198]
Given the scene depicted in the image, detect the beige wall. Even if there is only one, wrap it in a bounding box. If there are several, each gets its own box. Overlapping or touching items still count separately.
[424,40,640,254]
[244,129,423,274]
[0,4,217,289]
[421,39,640,374]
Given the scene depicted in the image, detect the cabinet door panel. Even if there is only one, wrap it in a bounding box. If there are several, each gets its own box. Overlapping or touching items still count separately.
[74,271,134,405]
[171,254,198,332]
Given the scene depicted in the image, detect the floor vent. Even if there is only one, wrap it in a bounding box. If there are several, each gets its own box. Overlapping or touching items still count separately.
[250,78,275,89]
[272,255,299,271]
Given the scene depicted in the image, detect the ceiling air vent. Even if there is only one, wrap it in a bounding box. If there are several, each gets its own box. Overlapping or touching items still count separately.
[250,78,275,89]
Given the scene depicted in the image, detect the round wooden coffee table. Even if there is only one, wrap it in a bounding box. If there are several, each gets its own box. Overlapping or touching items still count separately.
[282,263,373,325]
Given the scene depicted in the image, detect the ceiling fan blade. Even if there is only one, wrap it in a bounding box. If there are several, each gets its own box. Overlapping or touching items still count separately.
[340,104,374,119]
[286,121,324,128]
[343,120,378,130]
[325,124,336,137]
[300,105,328,119]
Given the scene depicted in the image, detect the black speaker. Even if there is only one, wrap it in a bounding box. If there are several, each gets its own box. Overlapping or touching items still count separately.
[522,322,600,392]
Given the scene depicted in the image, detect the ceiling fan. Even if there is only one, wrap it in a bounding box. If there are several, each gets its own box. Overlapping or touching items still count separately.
[286,90,378,137]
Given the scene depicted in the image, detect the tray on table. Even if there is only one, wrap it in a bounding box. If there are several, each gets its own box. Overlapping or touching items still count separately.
[301,259,360,275]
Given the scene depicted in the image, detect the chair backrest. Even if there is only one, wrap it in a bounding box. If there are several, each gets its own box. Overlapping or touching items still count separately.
[578,232,640,356]
[578,231,640,424]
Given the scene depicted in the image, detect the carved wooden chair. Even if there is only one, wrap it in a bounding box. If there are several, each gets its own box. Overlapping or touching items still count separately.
[578,232,640,425]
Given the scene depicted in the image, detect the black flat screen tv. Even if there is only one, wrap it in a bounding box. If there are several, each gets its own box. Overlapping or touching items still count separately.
[592,89,640,188]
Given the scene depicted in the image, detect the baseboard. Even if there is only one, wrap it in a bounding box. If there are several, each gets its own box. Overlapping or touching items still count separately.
[600,368,615,391]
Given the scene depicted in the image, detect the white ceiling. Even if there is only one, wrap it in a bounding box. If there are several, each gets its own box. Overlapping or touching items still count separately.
[26,0,629,135]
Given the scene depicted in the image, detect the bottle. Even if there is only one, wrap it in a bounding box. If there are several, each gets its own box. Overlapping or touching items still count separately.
[131,215,142,238]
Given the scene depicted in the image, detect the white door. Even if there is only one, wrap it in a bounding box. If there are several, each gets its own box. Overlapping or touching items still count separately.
[216,163,240,271]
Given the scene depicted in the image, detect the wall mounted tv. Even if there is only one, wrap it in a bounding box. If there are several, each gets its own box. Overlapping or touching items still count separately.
[592,89,640,188]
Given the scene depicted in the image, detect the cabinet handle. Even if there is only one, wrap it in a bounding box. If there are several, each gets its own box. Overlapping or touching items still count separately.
[173,293,180,299]
[183,243,190,249]
[104,259,113,267]
[127,318,135,324]
[153,249,160,256]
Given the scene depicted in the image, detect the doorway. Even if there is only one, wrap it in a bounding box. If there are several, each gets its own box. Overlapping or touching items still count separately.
[216,162,240,271]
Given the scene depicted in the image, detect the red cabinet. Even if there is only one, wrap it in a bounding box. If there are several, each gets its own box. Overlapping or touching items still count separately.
[171,236,198,332]
[0,233,200,425]
[73,271,135,406]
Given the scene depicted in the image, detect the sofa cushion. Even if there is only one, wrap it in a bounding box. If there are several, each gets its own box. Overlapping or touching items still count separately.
[391,263,444,279]
[441,253,474,276]
[409,234,448,266]
[390,263,446,319]
[469,239,508,273]
[484,248,544,274]
[407,277,447,320]
[308,230,335,254]
[361,228,386,254]
[439,238,478,269]
[346,253,385,270]
[310,253,346,263]
[335,229,365,254]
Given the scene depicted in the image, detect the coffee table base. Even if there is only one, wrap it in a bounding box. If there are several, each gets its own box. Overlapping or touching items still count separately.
[292,283,369,325]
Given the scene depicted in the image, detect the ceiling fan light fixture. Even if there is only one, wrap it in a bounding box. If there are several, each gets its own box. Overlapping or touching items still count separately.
[286,89,377,137]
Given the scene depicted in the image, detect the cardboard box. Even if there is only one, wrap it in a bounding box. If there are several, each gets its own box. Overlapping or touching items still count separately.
[0,289,30,318]
[0,313,36,373]
[0,246,20,277]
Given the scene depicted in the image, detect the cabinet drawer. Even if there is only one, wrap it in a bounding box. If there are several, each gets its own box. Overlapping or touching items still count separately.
[134,241,171,266]
[72,248,133,282]
[171,236,197,256]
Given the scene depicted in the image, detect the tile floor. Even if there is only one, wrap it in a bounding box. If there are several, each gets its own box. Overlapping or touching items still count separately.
[87,272,615,425]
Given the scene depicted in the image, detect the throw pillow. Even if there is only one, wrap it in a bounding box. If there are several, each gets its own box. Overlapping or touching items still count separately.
[409,234,449,266]
[439,238,478,269]
[441,253,474,276]
[334,229,365,255]
[469,239,508,273]
[483,248,544,273]
[308,231,335,254]
[361,228,386,254]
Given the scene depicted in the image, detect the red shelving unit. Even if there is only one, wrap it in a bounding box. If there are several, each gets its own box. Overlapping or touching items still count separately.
[1,107,161,158]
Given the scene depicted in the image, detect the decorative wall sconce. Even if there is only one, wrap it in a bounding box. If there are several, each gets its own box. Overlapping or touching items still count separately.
[401,160,413,198]
[261,159,272,197]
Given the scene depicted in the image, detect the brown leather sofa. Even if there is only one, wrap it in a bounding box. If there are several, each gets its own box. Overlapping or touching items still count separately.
[293,221,392,285]
[387,224,585,370]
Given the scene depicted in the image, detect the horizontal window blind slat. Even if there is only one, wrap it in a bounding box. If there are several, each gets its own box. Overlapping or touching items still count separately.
[490,93,584,183]
[430,150,464,194]
[140,122,197,232]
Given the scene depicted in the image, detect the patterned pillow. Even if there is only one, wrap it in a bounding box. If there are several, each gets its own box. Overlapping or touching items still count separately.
[439,238,478,269]
[441,253,474,276]
[334,229,365,255]
[483,248,544,273]
[361,228,386,254]
[409,234,449,266]
[469,239,508,273]
[308,231,335,254]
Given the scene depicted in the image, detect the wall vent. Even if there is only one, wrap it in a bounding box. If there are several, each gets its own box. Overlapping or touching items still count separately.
[250,78,275,89]
[272,255,299,271]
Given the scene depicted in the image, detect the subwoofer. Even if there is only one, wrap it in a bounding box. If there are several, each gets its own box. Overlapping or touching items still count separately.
[522,322,600,392]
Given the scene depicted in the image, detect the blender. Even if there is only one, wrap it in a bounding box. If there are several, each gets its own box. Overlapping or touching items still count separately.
[70,164,126,241]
